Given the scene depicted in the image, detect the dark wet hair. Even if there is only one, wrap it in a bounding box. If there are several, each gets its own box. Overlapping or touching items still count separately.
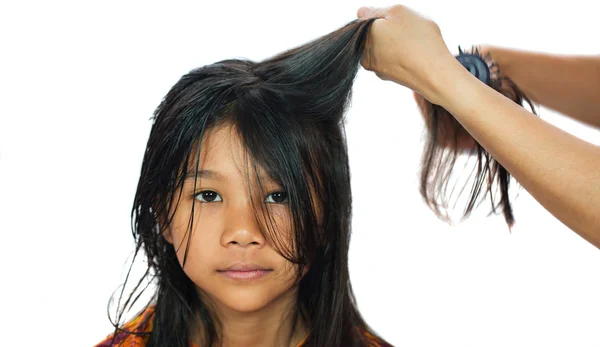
[107,18,391,347]
[414,47,536,228]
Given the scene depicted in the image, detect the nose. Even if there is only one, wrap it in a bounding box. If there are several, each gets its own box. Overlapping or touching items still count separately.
[221,201,266,249]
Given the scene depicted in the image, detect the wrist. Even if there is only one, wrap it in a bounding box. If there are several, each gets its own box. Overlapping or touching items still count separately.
[431,56,486,113]
[426,55,473,106]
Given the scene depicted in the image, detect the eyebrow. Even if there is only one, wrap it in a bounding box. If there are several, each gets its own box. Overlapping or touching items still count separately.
[184,169,281,188]
[184,169,225,181]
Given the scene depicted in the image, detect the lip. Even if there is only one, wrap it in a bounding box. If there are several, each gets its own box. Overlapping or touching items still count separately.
[217,263,273,281]
[222,263,270,271]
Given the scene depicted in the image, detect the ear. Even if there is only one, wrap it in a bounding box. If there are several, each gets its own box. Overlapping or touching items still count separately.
[162,225,174,244]
[156,210,174,245]
[153,197,174,244]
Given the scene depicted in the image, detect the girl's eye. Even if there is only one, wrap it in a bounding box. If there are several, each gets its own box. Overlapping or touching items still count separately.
[194,190,222,203]
[265,191,288,204]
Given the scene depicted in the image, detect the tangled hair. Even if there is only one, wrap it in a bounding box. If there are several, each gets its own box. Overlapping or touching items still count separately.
[107,18,392,347]
[415,46,536,227]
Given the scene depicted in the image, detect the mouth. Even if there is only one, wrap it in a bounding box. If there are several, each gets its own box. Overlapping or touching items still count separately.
[217,263,273,281]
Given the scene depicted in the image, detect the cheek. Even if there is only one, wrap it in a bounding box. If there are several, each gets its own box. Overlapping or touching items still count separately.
[169,206,223,280]
[262,218,297,258]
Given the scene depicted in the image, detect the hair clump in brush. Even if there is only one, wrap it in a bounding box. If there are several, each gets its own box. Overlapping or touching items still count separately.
[414,46,536,228]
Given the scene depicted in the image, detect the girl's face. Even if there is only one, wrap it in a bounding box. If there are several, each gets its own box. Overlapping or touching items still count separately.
[164,123,301,314]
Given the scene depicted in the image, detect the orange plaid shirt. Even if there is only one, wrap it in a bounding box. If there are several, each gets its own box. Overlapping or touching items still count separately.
[95,305,390,347]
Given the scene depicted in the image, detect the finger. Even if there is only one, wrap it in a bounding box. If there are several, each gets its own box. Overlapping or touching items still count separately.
[357,6,387,20]
[357,6,373,19]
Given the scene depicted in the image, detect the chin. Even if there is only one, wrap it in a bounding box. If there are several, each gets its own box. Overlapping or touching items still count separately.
[220,287,282,313]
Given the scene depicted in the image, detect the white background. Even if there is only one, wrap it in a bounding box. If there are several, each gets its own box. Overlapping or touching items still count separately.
[1,0,599,346]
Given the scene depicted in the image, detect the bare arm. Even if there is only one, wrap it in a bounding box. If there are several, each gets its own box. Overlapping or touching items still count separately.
[487,47,600,128]
[425,58,600,247]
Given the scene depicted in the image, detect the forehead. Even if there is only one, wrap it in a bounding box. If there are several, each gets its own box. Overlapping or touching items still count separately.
[199,123,243,163]
[186,123,271,182]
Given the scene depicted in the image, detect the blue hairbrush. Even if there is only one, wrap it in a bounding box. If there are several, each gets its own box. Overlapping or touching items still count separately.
[456,46,497,87]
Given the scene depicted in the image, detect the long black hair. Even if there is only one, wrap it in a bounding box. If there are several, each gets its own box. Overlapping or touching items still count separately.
[107,18,391,347]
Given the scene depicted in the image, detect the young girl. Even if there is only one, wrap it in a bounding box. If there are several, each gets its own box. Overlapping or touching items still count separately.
[95,17,392,347]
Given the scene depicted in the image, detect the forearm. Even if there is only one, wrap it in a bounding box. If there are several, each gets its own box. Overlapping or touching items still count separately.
[430,59,600,247]
[490,47,600,128]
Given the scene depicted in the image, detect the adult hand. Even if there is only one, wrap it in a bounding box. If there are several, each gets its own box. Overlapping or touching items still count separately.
[357,5,456,104]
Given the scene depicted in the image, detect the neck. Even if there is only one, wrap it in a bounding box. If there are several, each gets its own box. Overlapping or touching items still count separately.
[193,289,307,347]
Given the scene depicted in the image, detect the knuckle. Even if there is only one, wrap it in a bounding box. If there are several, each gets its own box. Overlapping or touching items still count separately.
[388,5,406,16]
